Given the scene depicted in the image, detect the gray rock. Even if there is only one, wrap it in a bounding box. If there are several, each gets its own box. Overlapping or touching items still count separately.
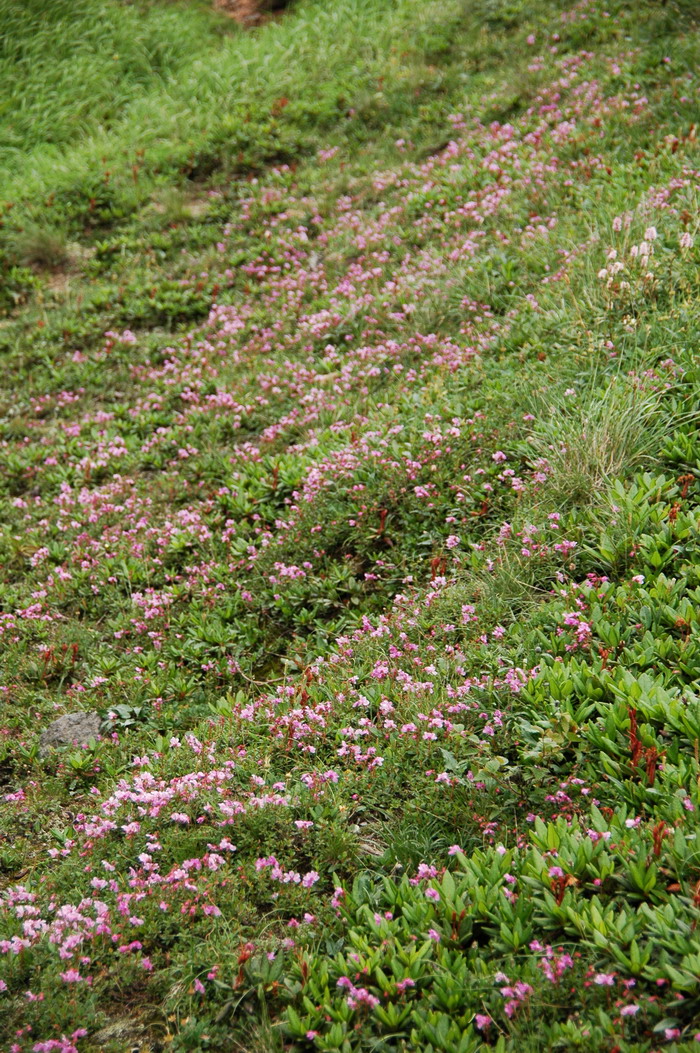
[91,1020,147,1049]
[39,711,101,757]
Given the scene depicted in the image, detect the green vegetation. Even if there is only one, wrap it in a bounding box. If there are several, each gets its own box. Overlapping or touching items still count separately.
[1,0,700,1050]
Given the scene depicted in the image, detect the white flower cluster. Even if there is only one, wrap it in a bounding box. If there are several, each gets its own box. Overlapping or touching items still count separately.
[597,223,694,301]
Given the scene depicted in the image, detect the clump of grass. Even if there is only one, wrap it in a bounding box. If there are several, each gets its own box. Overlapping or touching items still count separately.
[150,186,194,226]
[527,375,673,508]
[9,225,71,270]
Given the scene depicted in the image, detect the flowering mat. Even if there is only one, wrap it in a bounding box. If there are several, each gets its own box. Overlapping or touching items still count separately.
[1,0,700,1050]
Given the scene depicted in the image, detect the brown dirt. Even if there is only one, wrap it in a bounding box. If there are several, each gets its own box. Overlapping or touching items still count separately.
[213,0,291,25]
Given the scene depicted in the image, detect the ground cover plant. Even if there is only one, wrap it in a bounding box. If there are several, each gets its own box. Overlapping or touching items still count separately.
[1,0,700,1049]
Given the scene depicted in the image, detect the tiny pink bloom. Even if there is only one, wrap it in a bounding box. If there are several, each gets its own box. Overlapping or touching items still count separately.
[60,969,83,983]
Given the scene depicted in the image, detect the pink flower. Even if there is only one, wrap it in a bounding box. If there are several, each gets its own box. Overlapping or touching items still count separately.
[593,973,615,986]
[475,1014,492,1030]
[620,1005,639,1016]
[341,981,379,1011]
[60,969,83,983]
[445,535,461,549]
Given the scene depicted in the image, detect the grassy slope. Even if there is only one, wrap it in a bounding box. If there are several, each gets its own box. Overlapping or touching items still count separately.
[0,0,228,162]
[1,0,700,1050]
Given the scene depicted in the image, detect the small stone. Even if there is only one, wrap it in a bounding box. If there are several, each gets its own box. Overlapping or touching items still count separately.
[39,712,101,757]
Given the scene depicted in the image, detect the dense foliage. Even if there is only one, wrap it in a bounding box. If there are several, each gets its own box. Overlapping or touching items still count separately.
[1,0,700,1050]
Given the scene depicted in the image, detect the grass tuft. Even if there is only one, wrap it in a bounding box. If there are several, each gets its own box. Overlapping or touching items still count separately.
[9,225,71,270]
[528,374,675,507]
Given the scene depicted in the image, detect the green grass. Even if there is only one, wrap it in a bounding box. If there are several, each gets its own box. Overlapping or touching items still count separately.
[0,0,229,164]
[0,0,476,242]
[1,0,700,1050]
